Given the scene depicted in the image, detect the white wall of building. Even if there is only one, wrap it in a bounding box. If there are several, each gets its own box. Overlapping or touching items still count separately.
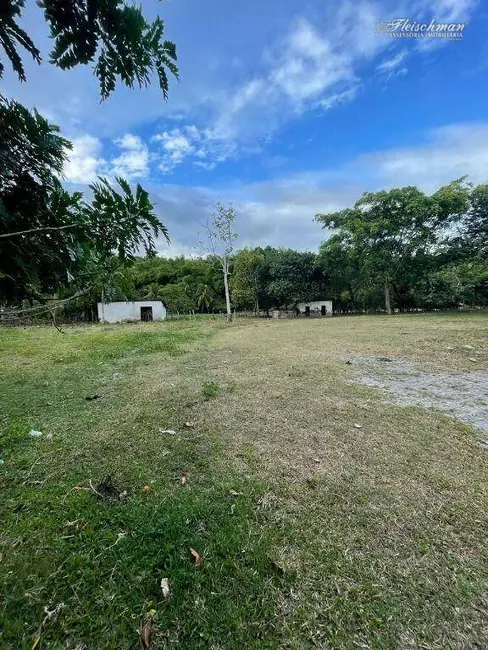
[296,300,333,316]
[97,301,167,323]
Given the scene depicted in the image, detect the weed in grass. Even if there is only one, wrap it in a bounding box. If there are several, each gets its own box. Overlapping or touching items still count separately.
[202,380,220,399]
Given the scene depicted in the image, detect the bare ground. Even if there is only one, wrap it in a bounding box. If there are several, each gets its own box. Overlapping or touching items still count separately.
[348,355,488,435]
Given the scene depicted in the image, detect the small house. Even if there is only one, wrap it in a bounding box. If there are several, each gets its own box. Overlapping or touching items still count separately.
[97,301,167,323]
[296,300,333,317]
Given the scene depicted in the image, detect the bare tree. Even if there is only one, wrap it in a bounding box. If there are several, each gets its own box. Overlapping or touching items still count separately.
[198,202,238,321]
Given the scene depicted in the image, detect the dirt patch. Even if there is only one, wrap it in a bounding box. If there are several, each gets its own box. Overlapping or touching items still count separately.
[349,355,488,434]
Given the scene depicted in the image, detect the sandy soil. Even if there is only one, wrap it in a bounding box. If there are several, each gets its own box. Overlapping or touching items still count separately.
[349,355,488,436]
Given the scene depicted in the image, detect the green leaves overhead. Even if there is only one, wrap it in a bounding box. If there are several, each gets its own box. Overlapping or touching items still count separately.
[0,95,71,192]
[0,1,176,304]
[0,95,167,300]
[87,177,168,262]
[0,0,41,82]
[1,0,178,100]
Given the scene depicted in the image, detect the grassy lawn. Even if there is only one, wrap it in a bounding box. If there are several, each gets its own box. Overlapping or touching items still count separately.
[1,313,487,649]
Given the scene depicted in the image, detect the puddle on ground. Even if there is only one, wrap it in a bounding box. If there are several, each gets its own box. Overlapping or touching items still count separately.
[348,355,488,434]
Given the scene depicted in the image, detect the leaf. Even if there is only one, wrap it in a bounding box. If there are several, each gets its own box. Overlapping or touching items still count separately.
[180,471,189,486]
[160,577,170,598]
[190,548,203,566]
[139,616,152,648]
[184,421,195,428]
[142,485,152,494]
[229,490,242,496]
[353,423,362,429]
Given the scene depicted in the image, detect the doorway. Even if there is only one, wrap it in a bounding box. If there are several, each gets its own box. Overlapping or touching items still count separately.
[321,305,326,316]
[140,306,153,322]
[305,306,310,317]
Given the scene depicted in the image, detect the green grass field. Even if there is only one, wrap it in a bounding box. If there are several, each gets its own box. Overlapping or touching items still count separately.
[1,314,487,649]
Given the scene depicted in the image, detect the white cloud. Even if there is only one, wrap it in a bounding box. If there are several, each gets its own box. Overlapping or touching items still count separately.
[153,125,236,172]
[377,49,408,74]
[209,4,386,146]
[111,134,149,180]
[64,135,106,184]
[363,122,488,190]
[270,19,353,103]
[146,121,488,255]
[153,128,196,172]
[64,133,150,184]
[316,86,360,110]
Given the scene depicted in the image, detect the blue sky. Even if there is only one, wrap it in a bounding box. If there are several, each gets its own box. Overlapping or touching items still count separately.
[4,0,488,255]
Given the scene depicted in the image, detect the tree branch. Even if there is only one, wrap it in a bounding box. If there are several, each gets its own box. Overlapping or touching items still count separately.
[0,224,78,239]
[0,287,93,318]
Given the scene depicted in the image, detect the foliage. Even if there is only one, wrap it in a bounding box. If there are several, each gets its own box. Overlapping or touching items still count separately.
[197,284,213,313]
[0,0,40,82]
[316,179,486,314]
[230,249,265,311]
[417,261,488,310]
[0,0,178,307]
[0,0,178,99]
[317,186,439,314]
[86,177,167,261]
[125,256,225,315]
[122,247,330,317]
[464,183,488,258]
[316,235,365,312]
[0,126,164,301]
[263,247,326,309]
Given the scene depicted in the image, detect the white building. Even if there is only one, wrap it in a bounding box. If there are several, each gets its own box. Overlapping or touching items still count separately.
[296,300,333,317]
[97,301,167,323]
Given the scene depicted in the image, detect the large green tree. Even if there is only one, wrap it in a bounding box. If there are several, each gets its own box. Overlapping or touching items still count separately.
[316,186,450,314]
[316,235,364,313]
[463,184,488,258]
[262,247,326,309]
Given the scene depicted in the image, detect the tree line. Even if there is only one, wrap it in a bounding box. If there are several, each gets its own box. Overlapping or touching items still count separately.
[4,177,488,320]
[101,178,488,317]
[61,177,488,321]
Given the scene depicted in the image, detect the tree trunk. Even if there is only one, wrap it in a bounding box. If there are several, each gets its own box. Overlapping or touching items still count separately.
[223,258,232,321]
[384,281,392,315]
